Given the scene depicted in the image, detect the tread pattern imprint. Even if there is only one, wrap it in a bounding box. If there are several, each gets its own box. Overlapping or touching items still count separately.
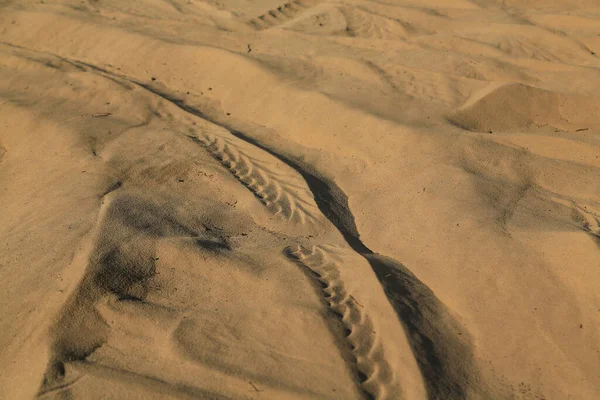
[285,244,427,400]
[249,0,320,30]
[186,123,322,227]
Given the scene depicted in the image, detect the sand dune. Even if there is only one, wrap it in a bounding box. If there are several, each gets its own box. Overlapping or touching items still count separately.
[0,0,599,399]
[449,82,600,132]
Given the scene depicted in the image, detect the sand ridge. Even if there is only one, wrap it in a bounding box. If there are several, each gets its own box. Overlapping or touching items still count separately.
[0,0,599,399]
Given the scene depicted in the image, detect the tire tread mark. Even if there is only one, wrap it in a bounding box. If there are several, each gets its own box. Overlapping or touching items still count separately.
[286,245,399,400]
[192,132,318,224]
[248,0,317,30]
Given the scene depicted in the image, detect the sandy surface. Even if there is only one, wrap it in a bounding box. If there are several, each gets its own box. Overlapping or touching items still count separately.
[0,0,599,399]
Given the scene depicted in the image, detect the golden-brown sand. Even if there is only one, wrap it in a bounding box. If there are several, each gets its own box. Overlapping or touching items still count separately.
[0,0,598,399]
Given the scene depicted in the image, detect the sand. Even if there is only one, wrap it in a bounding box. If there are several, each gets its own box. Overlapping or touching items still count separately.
[0,0,598,399]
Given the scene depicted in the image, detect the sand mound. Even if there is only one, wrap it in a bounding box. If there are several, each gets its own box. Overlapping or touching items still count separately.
[1,0,599,399]
[449,82,600,132]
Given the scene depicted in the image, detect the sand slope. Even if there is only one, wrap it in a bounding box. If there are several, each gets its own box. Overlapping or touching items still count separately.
[0,0,599,399]
[449,82,600,132]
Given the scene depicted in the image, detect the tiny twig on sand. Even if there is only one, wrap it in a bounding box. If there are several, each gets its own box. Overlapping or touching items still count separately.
[249,381,261,392]
[350,295,363,308]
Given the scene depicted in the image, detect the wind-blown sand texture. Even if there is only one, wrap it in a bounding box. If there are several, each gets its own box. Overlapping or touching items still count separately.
[0,0,599,399]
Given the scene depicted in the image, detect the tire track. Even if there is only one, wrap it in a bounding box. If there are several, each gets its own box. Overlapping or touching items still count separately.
[286,244,401,400]
[188,130,320,225]
[248,0,318,30]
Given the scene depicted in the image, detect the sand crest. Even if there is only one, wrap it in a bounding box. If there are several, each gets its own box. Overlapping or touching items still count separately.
[0,0,599,399]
